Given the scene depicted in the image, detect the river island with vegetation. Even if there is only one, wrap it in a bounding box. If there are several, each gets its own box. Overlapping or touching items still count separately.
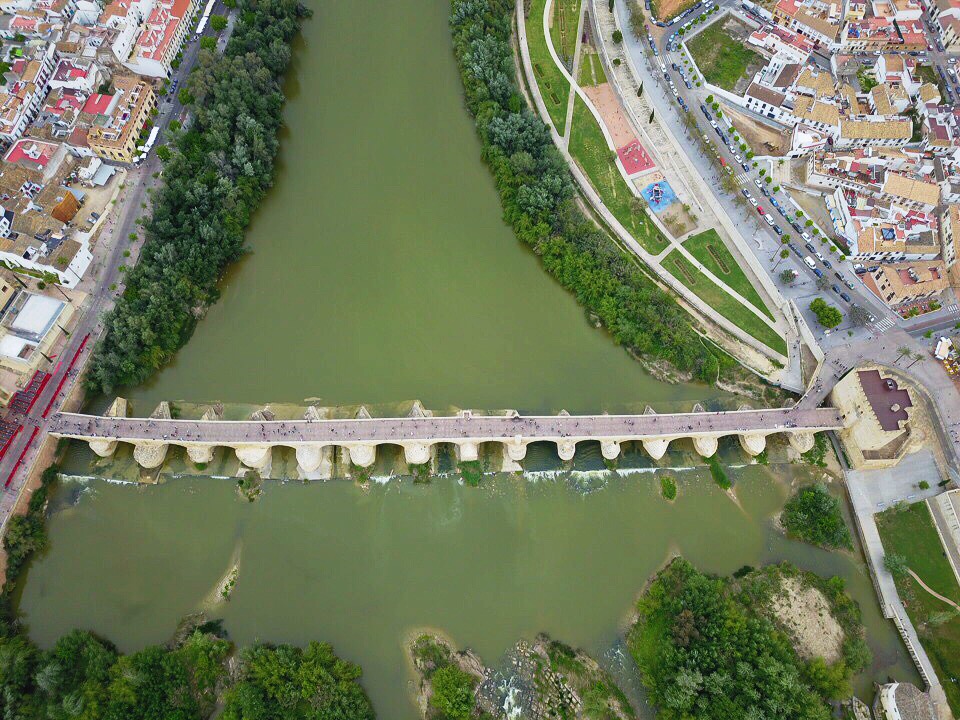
[628,558,871,720]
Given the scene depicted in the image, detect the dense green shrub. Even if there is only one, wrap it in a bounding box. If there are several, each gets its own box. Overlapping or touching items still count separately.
[781,484,852,550]
[429,665,478,719]
[87,0,309,393]
[451,0,729,383]
[2,464,59,586]
[629,558,833,720]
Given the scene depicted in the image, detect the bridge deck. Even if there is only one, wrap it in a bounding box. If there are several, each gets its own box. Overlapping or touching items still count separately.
[51,407,845,445]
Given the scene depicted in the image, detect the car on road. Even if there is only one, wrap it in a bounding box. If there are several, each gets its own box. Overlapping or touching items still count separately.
[790,243,803,256]
[822,259,833,269]
[764,214,774,226]
[754,178,762,188]
[772,224,782,235]
[834,271,844,281]
[741,162,750,172]
[801,231,812,242]
[761,186,769,197]
[805,242,817,253]
[757,206,765,215]
[815,251,825,261]
[813,268,824,278]
[844,279,855,290]
[951,57,959,64]
[742,189,751,198]
[831,284,841,293]
[734,154,742,162]
[804,256,816,269]
[840,292,851,302]
[685,79,693,89]
[777,206,787,217]
[749,197,758,207]
[770,198,780,208]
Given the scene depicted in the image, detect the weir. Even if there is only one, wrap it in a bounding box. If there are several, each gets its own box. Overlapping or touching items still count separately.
[51,400,844,475]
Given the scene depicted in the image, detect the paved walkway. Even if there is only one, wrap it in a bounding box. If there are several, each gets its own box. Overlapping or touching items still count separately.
[53,406,843,445]
[907,569,960,612]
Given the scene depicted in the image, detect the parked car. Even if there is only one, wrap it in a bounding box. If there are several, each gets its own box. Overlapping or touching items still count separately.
[772,224,783,235]
[741,162,750,172]
[754,178,762,188]
[831,284,841,293]
[834,271,844,281]
[840,291,852,302]
[764,214,774,226]
[815,251,825,261]
[761,187,769,197]
[813,268,824,278]
[804,256,817,269]
[734,154,743,162]
[844,280,855,290]
[777,206,787,217]
[805,242,817,253]
[757,206,766,216]
[790,243,803,257]
[854,266,867,274]
[822,259,833,269]
[742,188,751,198]
[801,231,812,241]
[749,197,759,207]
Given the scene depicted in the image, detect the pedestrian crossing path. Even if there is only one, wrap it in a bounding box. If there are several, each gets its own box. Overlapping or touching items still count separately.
[872,316,896,334]
[945,303,960,315]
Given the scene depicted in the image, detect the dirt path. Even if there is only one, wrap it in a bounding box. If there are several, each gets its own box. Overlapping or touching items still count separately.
[908,568,960,612]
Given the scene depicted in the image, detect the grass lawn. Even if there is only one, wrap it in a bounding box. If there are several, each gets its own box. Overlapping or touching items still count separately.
[877,503,960,716]
[683,229,774,321]
[550,0,582,67]
[527,0,571,133]
[578,49,607,87]
[665,249,788,355]
[686,22,761,92]
[569,96,669,254]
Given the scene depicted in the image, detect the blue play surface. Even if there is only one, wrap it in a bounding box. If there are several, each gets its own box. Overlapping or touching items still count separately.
[640,181,678,213]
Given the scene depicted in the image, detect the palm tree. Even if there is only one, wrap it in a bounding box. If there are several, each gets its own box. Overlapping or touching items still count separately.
[907,351,925,368]
[895,345,911,364]
[773,248,790,269]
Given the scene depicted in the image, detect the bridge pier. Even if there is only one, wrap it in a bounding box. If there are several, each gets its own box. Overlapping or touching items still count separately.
[89,438,118,458]
[692,435,719,458]
[456,441,479,462]
[556,440,576,462]
[402,442,433,466]
[739,432,767,457]
[642,437,670,460]
[235,444,272,470]
[185,444,215,465]
[502,437,527,472]
[346,443,377,468]
[295,444,333,477]
[600,440,621,460]
[133,441,169,469]
[788,431,815,454]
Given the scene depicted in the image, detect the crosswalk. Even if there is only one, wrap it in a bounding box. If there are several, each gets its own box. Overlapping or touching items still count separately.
[872,316,896,334]
[945,303,960,315]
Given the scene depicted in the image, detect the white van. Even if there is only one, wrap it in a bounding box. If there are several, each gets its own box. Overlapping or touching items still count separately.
[804,256,816,269]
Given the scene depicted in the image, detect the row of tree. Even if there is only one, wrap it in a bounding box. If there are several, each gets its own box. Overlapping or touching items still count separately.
[451,0,731,383]
[0,623,376,720]
[86,0,309,393]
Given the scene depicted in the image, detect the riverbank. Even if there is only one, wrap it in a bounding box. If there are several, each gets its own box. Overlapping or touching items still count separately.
[85,0,309,393]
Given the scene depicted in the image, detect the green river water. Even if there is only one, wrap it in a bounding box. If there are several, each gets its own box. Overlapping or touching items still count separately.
[17,0,920,716]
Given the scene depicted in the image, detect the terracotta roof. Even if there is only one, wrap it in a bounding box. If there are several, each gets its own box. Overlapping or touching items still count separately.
[882,172,940,205]
[747,82,786,107]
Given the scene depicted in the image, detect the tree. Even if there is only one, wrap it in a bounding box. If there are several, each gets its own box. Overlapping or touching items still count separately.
[780,268,797,284]
[705,94,714,103]
[810,298,842,328]
[200,35,217,50]
[781,484,852,549]
[773,247,789,268]
[816,275,830,291]
[209,13,227,31]
[430,665,477,719]
[612,29,623,43]
[895,345,911,363]
[884,553,909,578]
[155,145,172,161]
[177,87,194,105]
[848,304,871,327]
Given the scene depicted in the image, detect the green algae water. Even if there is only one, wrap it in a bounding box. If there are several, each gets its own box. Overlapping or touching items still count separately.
[120,0,720,414]
[15,0,922,716]
[20,467,918,718]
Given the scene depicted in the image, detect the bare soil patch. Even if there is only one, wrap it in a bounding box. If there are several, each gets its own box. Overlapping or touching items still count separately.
[769,575,844,663]
[722,103,789,156]
[581,83,638,147]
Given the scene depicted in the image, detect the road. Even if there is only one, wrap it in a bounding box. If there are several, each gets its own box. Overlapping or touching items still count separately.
[0,5,230,534]
[51,406,845,445]
[614,0,902,342]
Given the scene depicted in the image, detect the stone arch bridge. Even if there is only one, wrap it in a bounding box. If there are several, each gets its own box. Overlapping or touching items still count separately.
[50,400,846,475]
